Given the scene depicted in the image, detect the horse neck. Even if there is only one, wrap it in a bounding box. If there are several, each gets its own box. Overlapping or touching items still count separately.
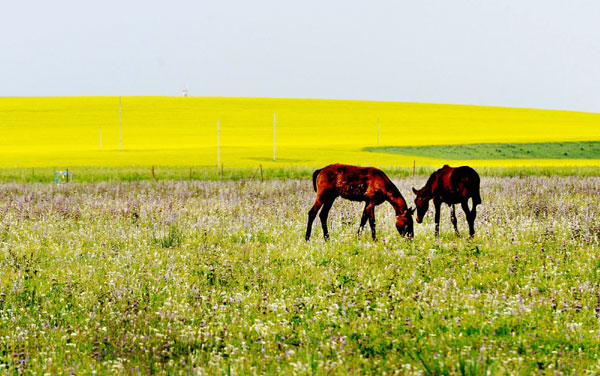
[423,183,434,198]
[381,177,407,214]
[387,191,408,215]
[421,173,439,198]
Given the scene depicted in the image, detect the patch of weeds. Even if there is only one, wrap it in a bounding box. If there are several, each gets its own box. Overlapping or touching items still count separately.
[153,224,183,248]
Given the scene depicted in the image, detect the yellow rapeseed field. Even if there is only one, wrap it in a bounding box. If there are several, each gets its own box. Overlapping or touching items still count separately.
[0,96,599,168]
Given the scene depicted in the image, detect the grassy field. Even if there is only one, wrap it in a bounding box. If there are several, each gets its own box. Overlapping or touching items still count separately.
[2,96,600,374]
[1,165,600,184]
[366,141,600,160]
[1,97,600,169]
[1,176,600,374]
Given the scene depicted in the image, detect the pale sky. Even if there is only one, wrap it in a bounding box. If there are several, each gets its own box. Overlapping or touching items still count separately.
[2,0,599,112]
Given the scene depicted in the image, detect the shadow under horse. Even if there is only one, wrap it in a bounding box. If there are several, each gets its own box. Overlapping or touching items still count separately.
[412,165,481,237]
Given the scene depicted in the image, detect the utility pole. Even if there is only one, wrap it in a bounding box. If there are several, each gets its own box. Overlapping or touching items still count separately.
[119,96,122,150]
[217,120,220,167]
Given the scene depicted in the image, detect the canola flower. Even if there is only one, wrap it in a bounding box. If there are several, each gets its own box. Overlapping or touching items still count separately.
[0,97,599,168]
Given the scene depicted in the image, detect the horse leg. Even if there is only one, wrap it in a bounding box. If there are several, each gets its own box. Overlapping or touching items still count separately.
[469,201,477,237]
[450,204,460,236]
[434,199,441,237]
[461,200,475,238]
[366,201,377,240]
[305,198,324,241]
[357,202,369,236]
[319,197,336,240]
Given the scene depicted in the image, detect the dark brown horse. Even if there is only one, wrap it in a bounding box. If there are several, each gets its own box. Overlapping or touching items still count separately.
[412,165,481,237]
[306,164,414,241]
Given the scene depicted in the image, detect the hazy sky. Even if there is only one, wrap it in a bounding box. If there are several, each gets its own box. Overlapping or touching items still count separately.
[3,1,599,112]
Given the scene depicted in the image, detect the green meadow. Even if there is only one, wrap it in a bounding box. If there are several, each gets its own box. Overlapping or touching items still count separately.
[366,141,600,160]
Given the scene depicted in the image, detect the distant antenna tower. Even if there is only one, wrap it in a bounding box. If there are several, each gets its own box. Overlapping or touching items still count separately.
[182,86,189,97]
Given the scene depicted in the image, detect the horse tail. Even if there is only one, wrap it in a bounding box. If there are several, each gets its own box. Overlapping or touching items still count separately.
[312,169,322,192]
[473,187,481,206]
[472,172,482,206]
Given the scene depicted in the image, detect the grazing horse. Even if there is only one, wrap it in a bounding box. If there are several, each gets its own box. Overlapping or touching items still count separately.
[306,164,414,241]
[412,165,481,237]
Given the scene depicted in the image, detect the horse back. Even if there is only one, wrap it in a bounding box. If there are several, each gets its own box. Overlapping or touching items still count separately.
[430,165,480,204]
[450,166,481,203]
[451,166,479,184]
[315,164,389,201]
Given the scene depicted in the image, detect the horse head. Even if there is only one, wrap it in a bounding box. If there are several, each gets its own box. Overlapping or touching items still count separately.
[396,207,415,238]
[412,187,430,224]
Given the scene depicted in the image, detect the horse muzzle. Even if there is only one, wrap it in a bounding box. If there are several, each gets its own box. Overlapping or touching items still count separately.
[416,216,423,224]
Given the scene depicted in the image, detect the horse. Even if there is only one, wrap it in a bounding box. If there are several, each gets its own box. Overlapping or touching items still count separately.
[305,164,414,241]
[412,165,481,237]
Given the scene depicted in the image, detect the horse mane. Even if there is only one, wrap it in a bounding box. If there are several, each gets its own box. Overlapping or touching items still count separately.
[424,167,442,187]
[424,171,438,187]
[378,170,404,200]
[384,177,402,197]
[425,165,451,188]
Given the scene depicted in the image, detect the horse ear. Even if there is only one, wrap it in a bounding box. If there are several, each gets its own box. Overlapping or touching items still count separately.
[409,206,415,215]
[412,187,418,194]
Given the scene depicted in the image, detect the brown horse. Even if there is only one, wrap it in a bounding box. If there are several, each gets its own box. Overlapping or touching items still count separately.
[412,165,481,237]
[306,164,414,241]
